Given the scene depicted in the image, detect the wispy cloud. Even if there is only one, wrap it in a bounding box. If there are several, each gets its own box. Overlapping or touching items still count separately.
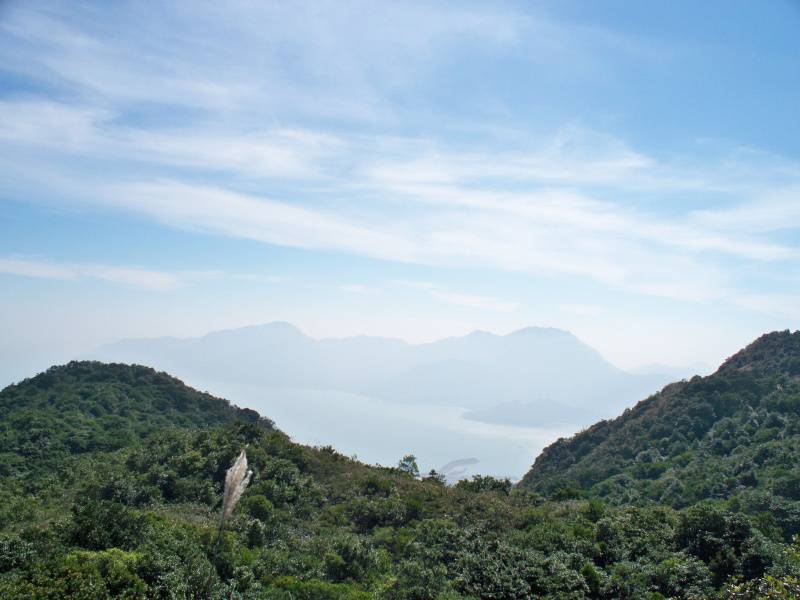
[3,97,794,276]
[0,256,285,291]
[0,1,528,121]
[3,113,799,310]
[339,284,383,295]
[364,125,655,188]
[394,280,518,312]
[0,257,182,290]
[429,289,518,313]
[90,177,788,306]
[0,100,341,179]
[691,186,800,233]
[0,0,798,327]
[730,292,800,319]
[104,180,420,262]
[559,304,605,317]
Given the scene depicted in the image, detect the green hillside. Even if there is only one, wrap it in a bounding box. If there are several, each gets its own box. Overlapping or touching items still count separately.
[1,359,798,599]
[0,361,268,477]
[520,331,800,540]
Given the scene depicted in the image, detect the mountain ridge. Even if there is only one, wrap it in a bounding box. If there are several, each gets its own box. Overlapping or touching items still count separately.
[88,321,672,427]
[98,322,584,350]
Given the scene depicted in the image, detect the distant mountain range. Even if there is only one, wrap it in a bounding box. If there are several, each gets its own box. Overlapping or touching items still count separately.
[87,322,685,427]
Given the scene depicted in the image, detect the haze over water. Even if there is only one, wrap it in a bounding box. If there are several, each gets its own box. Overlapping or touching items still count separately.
[190,380,573,481]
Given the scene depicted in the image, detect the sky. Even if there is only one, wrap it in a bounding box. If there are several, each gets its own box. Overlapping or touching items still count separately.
[1,0,799,384]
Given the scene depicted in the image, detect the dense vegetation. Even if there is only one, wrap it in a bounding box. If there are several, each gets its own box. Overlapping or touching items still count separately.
[0,355,799,598]
[0,362,266,484]
[521,331,800,540]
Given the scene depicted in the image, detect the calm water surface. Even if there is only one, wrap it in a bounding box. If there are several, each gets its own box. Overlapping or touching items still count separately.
[192,379,576,481]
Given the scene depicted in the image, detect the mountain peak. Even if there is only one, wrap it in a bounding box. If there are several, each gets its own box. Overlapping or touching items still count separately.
[465,329,494,338]
[252,321,304,334]
[520,329,800,512]
[3,360,271,442]
[716,330,800,377]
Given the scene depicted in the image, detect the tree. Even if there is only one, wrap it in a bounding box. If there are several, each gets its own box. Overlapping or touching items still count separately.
[398,454,419,479]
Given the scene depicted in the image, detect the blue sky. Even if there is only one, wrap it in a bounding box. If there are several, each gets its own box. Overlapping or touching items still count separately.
[1,0,799,382]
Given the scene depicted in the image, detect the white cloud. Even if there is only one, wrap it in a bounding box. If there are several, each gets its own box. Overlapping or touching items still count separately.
[338,284,383,295]
[394,280,517,312]
[0,257,182,290]
[87,176,787,306]
[3,112,798,311]
[0,99,341,180]
[1,98,793,274]
[691,186,800,233]
[0,1,799,326]
[0,257,75,280]
[230,274,290,284]
[0,256,286,291]
[429,290,518,312]
[0,101,108,151]
[0,1,528,122]
[559,304,605,317]
[105,180,421,262]
[730,293,800,319]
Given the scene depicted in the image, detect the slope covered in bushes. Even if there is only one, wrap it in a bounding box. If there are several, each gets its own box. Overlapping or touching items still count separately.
[0,361,267,474]
[521,331,800,541]
[0,358,798,598]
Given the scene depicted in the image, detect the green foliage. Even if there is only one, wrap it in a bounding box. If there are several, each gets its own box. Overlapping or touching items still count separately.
[67,500,150,551]
[0,361,270,481]
[521,331,800,542]
[397,454,420,479]
[1,358,799,598]
[723,575,800,599]
[455,474,512,495]
[265,576,372,600]
[243,494,275,521]
[322,533,381,583]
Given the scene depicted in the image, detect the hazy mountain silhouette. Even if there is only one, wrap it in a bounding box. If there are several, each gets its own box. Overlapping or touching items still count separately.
[88,322,672,426]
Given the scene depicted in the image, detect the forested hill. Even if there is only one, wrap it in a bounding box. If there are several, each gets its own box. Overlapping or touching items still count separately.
[520,331,800,528]
[1,357,799,598]
[0,361,269,473]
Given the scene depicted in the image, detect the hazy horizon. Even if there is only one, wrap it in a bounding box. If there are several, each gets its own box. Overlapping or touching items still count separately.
[0,318,712,483]
[0,318,714,389]
[66,318,707,480]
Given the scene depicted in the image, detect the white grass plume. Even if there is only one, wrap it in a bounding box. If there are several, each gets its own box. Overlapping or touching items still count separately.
[220,449,252,528]
[206,448,253,599]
